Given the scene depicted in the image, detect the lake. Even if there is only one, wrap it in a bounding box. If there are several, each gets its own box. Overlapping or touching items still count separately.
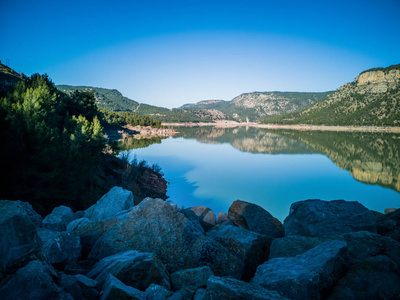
[120,127,400,221]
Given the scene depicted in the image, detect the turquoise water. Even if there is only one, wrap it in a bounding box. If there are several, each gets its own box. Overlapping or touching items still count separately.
[123,128,400,221]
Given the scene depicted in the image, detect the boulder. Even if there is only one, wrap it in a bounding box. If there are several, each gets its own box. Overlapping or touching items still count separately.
[193,288,207,300]
[100,274,146,300]
[327,255,400,300]
[145,284,173,300]
[42,231,81,264]
[89,198,243,278]
[168,286,197,300]
[171,266,213,291]
[183,206,216,231]
[216,212,229,224]
[36,227,58,244]
[228,200,284,238]
[207,225,272,281]
[87,250,171,291]
[85,186,134,222]
[284,199,376,237]
[42,205,74,231]
[251,240,348,300]
[0,200,42,227]
[181,208,206,235]
[60,273,99,299]
[0,260,65,299]
[66,217,90,232]
[0,214,41,277]
[376,208,400,242]
[206,276,288,300]
[384,207,397,214]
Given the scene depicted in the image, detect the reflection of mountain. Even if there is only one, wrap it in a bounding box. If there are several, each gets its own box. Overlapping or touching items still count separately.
[175,127,315,154]
[174,126,400,193]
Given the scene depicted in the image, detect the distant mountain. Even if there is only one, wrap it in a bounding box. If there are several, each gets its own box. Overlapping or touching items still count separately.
[180,92,332,122]
[264,64,400,126]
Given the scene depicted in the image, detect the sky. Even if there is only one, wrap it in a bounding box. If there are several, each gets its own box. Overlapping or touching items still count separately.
[1,0,400,108]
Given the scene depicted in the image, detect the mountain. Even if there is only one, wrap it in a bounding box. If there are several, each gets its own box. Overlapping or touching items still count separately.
[264,64,400,126]
[0,62,25,96]
[180,92,332,122]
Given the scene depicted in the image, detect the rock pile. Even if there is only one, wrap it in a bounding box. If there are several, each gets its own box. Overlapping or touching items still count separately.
[1,189,399,299]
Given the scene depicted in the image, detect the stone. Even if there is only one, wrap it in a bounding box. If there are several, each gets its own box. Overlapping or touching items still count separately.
[36,227,58,245]
[216,212,229,224]
[67,217,90,232]
[183,206,216,231]
[87,250,171,291]
[193,288,207,300]
[228,200,284,238]
[284,199,376,237]
[384,207,397,214]
[168,286,196,300]
[0,214,41,277]
[60,273,99,299]
[85,186,134,222]
[206,276,288,300]
[42,205,74,231]
[251,240,348,300]
[42,231,81,264]
[0,260,65,299]
[89,198,243,278]
[207,225,272,281]
[100,274,146,300]
[327,255,400,300]
[146,284,173,300]
[171,266,213,291]
[376,208,400,242]
[0,200,42,227]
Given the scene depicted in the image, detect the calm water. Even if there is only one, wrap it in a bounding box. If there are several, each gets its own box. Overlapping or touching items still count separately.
[121,127,400,221]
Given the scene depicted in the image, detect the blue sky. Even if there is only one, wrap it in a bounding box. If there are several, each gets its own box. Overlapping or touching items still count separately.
[1,0,400,108]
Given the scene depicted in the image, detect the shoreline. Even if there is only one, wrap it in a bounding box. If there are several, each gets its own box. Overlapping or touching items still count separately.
[162,121,400,133]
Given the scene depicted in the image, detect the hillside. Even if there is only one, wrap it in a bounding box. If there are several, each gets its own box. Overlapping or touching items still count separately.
[180,91,332,122]
[264,64,400,126]
[0,62,25,96]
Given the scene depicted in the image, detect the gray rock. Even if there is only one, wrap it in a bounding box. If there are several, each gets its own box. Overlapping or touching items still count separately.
[85,186,134,222]
[207,225,272,281]
[284,199,376,237]
[0,200,42,227]
[327,255,400,300]
[36,227,58,244]
[0,214,41,276]
[251,240,348,300]
[171,266,213,291]
[206,276,288,300]
[183,206,216,231]
[384,207,397,214]
[88,250,171,291]
[67,217,90,232]
[181,208,206,235]
[100,274,146,300]
[167,286,196,300]
[42,231,81,264]
[42,205,74,231]
[376,208,400,242]
[146,284,173,300]
[193,288,208,300]
[60,273,99,299]
[0,260,64,299]
[216,212,228,224]
[228,200,284,238]
[89,198,243,278]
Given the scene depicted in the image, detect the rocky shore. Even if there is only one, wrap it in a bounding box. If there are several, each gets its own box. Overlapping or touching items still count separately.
[1,188,400,299]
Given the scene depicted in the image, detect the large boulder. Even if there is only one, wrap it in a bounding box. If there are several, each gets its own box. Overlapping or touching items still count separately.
[0,214,42,277]
[228,200,284,238]
[87,250,171,291]
[284,199,376,237]
[42,205,74,231]
[89,198,243,278]
[376,208,400,242]
[145,284,173,300]
[206,276,288,300]
[183,206,216,231]
[100,274,146,300]
[42,231,81,264]
[0,200,42,227]
[84,186,134,222]
[251,240,348,300]
[207,225,272,281]
[60,274,99,299]
[171,266,213,291]
[0,260,65,299]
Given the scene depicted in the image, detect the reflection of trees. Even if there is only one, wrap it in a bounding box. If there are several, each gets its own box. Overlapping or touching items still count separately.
[117,136,164,151]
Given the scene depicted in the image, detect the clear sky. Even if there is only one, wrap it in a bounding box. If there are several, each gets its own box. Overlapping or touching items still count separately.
[1,0,400,108]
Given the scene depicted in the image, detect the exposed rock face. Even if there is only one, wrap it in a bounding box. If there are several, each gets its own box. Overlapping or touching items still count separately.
[42,231,81,264]
[228,200,284,238]
[376,208,400,242]
[89,198,243,277]
[206,276,288,300]
[100,274,146,300]
[207,225,272,281]
[171,266,213,291]
[88,250,171,291]
[355,68,400,86]
[84,186,134,222]
[42,205,74,231]
[251,240,349,300]
[284,199,376,237]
